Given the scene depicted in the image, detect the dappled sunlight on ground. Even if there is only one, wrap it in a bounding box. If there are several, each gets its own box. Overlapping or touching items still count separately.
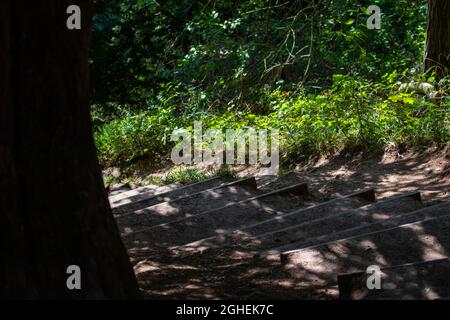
[111,150,450,299]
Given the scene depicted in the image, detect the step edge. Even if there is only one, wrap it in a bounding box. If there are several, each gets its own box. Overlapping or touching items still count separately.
[169,189,376,251]
[280,201,450,260]
[255,194,431,259]
[256,191,423,242]
[115,176,257,218]
[337,258,450,300]
[111,176,222,207]
[122,182,309,237]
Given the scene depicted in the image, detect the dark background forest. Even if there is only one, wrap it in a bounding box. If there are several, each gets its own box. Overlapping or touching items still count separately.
[91,0,448,175]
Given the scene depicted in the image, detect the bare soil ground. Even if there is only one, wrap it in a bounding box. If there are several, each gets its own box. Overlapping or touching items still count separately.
[120,146,450,300]
[271,145,450,202]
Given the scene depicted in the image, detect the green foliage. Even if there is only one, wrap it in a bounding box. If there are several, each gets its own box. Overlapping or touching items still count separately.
[91,1,448,169]
[162,167,210,185]
[279,74,449,162]
[95,72,450,166]
[91,0,427,112]
[162,165,238,185]
[94,107,182,166]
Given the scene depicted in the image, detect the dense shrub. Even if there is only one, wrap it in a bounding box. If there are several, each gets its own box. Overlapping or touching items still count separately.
[91,0,427,112]
[95,73,450,167]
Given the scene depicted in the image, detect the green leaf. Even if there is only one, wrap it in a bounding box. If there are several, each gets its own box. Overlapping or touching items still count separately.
[345,19,355,25]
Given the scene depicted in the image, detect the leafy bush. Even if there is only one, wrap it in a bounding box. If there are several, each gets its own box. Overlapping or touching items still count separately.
[95,72,449,167]
[91,1,448,169]
[91,0,427,113]
[162,167,210,185]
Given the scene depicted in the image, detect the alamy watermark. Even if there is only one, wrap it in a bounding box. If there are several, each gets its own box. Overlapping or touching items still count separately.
[66,265,81,290]
[170,121,279,175]
[366,265,381,290]
[66,5,81,30]
[367,5,381,30]
[66,4,381,31]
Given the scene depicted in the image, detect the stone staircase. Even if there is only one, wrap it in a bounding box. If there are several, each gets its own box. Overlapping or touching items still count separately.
[109,175,450,299]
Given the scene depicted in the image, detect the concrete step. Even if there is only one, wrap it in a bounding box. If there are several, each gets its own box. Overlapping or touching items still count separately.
[116,182,261,231]
[113,176,253,215]
[108,184,134,197]
[122,183,310,246]
[176,189,376,254]
[338,258,450,300]
[274,194,444,258]
[280,201,450,288]
[257,192,424,258]
[109,183,183,207]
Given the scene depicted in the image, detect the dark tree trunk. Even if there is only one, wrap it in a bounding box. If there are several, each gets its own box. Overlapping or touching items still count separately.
[0,1,139,299]
[424,0,450,78]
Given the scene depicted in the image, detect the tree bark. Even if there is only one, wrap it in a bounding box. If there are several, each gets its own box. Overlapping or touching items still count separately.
[424,0,450,78]
[0,1,139,299]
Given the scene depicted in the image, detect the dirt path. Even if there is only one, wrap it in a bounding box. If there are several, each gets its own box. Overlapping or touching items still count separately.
[283,147,450,202]
[116,147,450,300]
